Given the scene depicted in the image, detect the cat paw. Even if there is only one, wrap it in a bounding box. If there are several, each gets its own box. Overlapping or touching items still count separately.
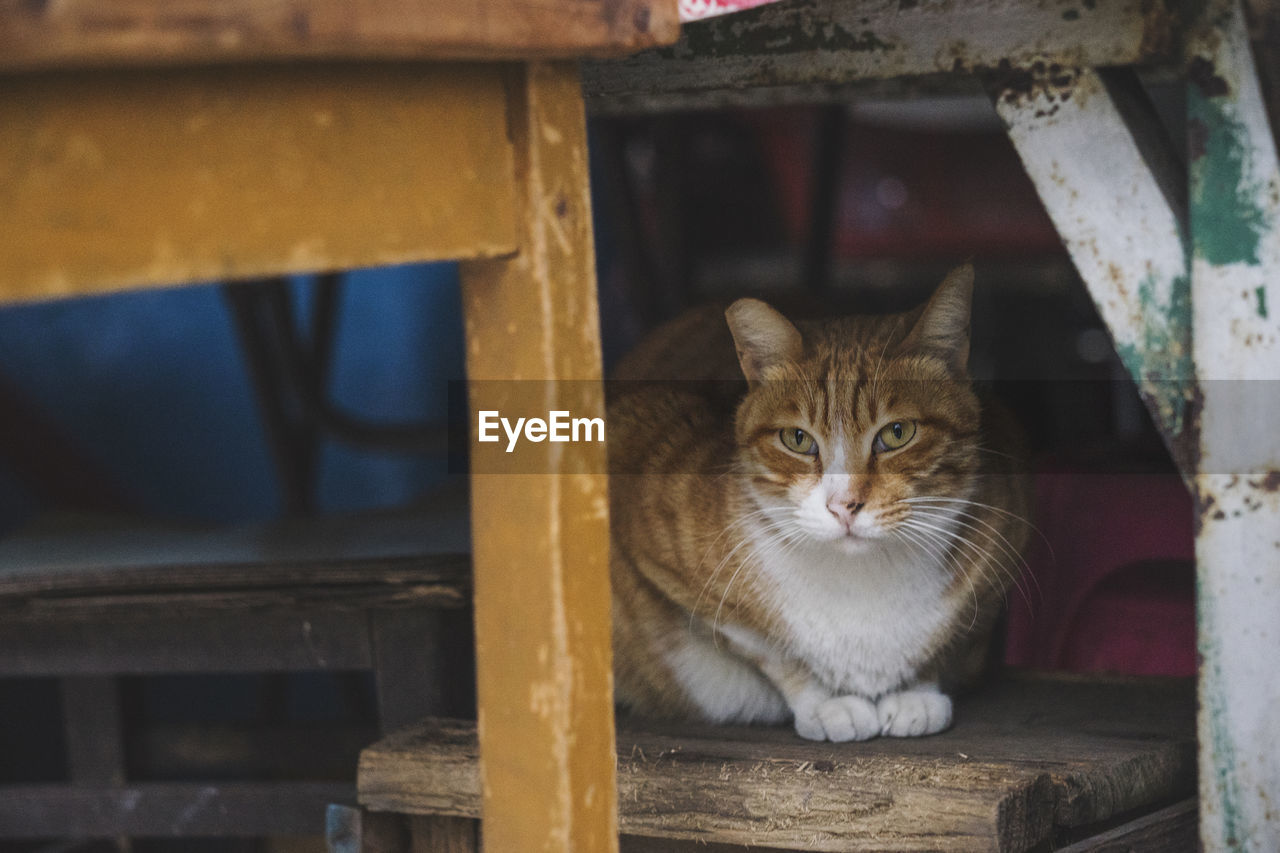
[794,695,879,742]
[876,689,952,737]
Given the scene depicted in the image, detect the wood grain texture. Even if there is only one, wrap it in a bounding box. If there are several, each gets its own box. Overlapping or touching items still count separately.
[1056,799,1198,852]
[409,816,479,852]
[0,509,470,607]
[458,62,618,853]
[0,62,516,302]
[359,675,1196,852]
[0,609,374,675]
[0,0,679,70]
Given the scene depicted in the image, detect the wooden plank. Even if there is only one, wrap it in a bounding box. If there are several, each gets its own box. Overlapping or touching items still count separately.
[0,62,516,302]
[0,609,373,675]
[0,0,680,70]
[0,782,352,837]
[372,610,455,733]
[458,62,618,853]
[582,0,1180,109]
[359,675,1195,852]
[409,816,478,853]
[0,509,470,603]
[327,805,410,853]
[140,723,376,780]
[61,677,126,787]
[1057,799,1198,852]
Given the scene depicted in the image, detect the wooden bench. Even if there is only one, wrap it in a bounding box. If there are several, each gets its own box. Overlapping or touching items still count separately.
[352,674,1197,852]
[0,508,472,838]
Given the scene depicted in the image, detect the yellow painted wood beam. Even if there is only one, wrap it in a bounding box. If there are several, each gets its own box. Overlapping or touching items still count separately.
[0,63,517,302]
[0,0,679,70]
[461,61,618,853]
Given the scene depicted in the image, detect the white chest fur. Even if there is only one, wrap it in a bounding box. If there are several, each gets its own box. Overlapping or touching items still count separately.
[751,534,957,698]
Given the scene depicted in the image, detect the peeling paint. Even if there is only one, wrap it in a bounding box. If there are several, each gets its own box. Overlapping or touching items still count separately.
[1256,286,1269,318]
[1114,273,1194,432]
[1189,84,1268,266]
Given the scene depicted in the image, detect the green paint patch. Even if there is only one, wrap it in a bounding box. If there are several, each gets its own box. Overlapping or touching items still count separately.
[1114,274,1193,436]
[1062,8,1080,20]
[1257,286,1269,318]
[1189,87,1270,266]
[1196,582,1244,849]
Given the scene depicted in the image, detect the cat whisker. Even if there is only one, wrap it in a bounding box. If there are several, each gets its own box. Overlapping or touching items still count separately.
[908,510,1036,613]
[902,495,1055,563]
[901,516,1030,614]
[895,524,996,629]
[903,501,1043,606]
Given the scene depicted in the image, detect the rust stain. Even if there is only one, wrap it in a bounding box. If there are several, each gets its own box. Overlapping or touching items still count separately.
[1188,56,1230,98]
[1260,471,1280,492]
[988,57,1083,109]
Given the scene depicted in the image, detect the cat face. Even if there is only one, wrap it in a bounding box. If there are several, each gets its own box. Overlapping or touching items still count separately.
[727,266,982,555]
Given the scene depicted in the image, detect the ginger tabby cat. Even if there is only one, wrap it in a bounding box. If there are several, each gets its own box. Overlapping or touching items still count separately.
[608,265,1031,742]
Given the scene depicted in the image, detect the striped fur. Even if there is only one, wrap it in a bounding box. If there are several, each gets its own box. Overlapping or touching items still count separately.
[608,266,1032,741]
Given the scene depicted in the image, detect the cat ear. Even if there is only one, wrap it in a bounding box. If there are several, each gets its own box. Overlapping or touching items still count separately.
[902,263,973,372]
[725,298,803,385]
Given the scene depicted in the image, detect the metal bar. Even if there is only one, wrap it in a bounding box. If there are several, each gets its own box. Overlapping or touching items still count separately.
[583,0,1180,105]
[992,65,1194,467]
[1185,2,1280,850]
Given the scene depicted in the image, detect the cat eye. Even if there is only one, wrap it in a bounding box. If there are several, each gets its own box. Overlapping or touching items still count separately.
[779,428,819,456]
[873,420,917,453]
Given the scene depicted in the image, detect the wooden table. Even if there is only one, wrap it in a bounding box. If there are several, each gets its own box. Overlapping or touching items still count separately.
[0,2,679,849]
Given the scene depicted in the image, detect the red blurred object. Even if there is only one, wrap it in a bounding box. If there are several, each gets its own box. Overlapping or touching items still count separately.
[1005,470,1197,676]
[747,107,1063,259]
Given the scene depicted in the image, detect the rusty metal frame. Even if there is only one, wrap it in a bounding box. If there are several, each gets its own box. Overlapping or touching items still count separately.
[1185,3,1280,850]
[585,0,1280,848]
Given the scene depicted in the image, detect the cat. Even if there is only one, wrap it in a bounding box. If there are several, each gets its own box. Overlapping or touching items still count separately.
[607,264,1032,742]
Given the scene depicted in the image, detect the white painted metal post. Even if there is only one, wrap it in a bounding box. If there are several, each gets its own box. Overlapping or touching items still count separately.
[993,66,1192,459]
[1187,2,1280,850]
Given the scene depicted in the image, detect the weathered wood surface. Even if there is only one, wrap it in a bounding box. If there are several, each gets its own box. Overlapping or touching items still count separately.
[459,62,619,853]
[1056,799,1198,852]
[0,781,352,837]
[0,608,375,675]
[582,0,1182,110]
[359,674,1195,852]
[61,677,126,786]
[0,0,679,70]
[409,816,479,852]
[0,63,516,302]
[0,509,469,608]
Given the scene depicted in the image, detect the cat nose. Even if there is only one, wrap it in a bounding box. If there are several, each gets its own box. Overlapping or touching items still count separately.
[827,496,865,526]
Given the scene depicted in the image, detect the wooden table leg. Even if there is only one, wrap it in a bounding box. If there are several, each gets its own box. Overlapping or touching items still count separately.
[460,61,618,853]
